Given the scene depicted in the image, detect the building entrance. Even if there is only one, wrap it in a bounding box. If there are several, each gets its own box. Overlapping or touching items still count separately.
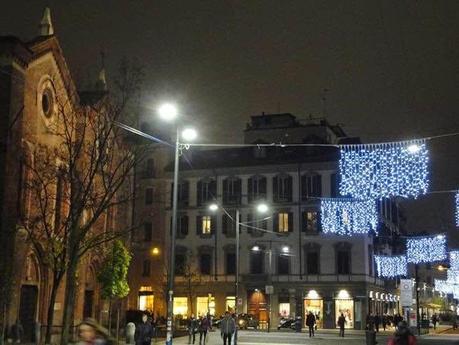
[304,299,323,328]
[19,285,38,342]
[247,290,268,329]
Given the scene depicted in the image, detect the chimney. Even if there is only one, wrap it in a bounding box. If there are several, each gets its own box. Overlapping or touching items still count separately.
[39,7,54,36]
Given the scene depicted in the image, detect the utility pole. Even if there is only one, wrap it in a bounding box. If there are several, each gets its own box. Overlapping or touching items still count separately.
[415,264,421,336]
[234,209,240,345]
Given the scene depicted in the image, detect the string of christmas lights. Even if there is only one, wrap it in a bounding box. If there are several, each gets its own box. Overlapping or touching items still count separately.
[320,198,378,235]
[374,255,407,278]
[406,235,447,264]
[434,279,453,294]
[339,140,429,200]
[456,192,459,227]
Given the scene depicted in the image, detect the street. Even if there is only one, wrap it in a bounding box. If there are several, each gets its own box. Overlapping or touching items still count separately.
[171,329,459,345]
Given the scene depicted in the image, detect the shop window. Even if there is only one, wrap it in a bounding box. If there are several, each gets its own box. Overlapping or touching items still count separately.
[223,177,242,205]
[335,296,354,329]
[306,251,319,274]
[199,254,212,275]
[145,188,153,205]
[274,212,292,233]
[302,211,319,232]
[301,174,322,200]
[197,295,215,317]
[279,303,290,318]
[250,251,264,274]
[142,260,151,277]
[277,255,290,275]
[226,296,236,313]
[139,286,154,311]
[248,175,267,202]
[226,252,236,275]
[144,222,152,242]
[197,178,216,206]
[273,174,293,202]
[175,254,186,276]
[173,297,188,316]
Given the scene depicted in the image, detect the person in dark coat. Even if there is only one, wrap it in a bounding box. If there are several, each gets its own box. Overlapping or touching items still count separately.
[188,314,198,344]
[431,314,438,330]
[374,314,381,332]
[382,315,388,331]
[198,316,210,345]
[135,314,155,345]
[305,312,316,337]
[337,313,346,337]
[220,311,236,345]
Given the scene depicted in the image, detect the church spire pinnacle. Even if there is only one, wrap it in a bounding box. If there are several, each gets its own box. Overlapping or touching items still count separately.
[39,7,54,36]
[95,50,107,91]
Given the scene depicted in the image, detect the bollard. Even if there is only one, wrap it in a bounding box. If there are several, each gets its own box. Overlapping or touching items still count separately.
[365,330,377,345]
[126,322,135,345]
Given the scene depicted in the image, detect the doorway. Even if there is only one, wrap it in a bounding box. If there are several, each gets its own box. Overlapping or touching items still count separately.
[84,290,94,318]
[19,285,38,342]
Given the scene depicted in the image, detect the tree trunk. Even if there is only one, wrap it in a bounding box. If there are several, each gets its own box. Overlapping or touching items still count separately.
[45,275,61,344]
[108,298,112,335]
[60,253,79,345]
[116,305,120,343]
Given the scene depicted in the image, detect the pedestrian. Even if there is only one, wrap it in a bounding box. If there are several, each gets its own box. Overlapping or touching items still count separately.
[431,314,438,331]
[135,313,154,345]
[366,314,374,331]
[374,314,381,333]
[337,313,346,337]
[198,315,211,345]
[315,313,320,331]
[393,314,402,330]
[382,315,387,331]
[11,320,23,344]
[77,318,113,345]
[387,321,416,345]
[220,311,236,345]
[306,312,316,337]
[188,314,198,344]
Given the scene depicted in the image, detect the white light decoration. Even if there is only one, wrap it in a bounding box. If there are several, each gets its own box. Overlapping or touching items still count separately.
[447,269,459,285]
[450,251,459,271]
[321,198,378,235]
[339,140,429,199]
[406,235,447,264]
[374,255,407,278]
[456,192,459,227]
[435,279,453,294]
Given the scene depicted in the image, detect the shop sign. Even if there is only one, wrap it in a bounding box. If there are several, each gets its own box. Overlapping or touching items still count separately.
[400,279,413,307]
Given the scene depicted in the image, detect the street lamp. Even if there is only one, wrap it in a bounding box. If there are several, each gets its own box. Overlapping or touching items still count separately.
[208,202,268,345]
[159,103,197,345]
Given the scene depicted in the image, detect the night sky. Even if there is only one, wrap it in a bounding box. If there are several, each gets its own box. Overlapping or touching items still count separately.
[1,1,458,243]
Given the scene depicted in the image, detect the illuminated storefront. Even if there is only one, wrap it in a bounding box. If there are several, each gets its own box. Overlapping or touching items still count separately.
[335,290,354,329]
[138,286,154,312]
[304,290,323,328]
[197,295,215,316]
[173,297,188,316]
[226,296,236,313]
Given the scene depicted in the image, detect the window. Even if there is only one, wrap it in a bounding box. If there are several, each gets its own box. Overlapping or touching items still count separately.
[306,252,319,274]
[200,254,212,275]
[226,296,236,313]
[142,260,151,277]
[145,188,153,205]
[275,212,292,233]
[171,181,189,207]
[302,211,319,232]
[197,296,215,316]
[278,255,290,275]
[197,215,214,235]
[144,222,152,242]
[273,174,293,202]
[301,174,322,200]
[223,177,242,205]
[175,254,186,275]
[138,286,154,311]
[330,173,338,197]
[250,251,264,274]
[197,179,216,206]
[226,252,236,275]
[178,215,189,237]
[143,158,155,178]
[248,175,267,202]
[246,213,267,237]
[337,250,351,274]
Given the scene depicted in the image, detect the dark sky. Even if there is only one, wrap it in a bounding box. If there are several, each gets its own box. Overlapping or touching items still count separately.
[1,1,458,243]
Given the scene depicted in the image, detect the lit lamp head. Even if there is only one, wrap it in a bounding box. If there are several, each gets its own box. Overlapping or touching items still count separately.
[181,127,198,142]
[281,246,289,254]
[151,247,160,256]
[256,203,269,214]
[208,203,219,212]
[252,245,260,252]
[158,103,178,121]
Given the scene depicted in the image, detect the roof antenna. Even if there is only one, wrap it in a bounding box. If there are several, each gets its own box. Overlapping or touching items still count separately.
[321,88,329,117]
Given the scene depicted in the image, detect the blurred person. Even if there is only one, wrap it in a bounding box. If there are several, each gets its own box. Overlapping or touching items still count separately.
[135,314,154,345]
[77,318,113,345]
[387,321,416,345]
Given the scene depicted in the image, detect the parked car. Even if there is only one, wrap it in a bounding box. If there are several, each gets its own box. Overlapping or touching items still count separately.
[237,314,259,329]
[277,318,296,330]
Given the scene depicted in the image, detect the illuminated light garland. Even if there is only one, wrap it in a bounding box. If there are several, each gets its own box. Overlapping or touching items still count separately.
[450,251,459,271]
[406,235,447,264]
[339,140,429,199]
[447,270,459,285]
[435,279,453,294]
[456,192,459,227]
[320,198,378,235]
[374,255,407,278]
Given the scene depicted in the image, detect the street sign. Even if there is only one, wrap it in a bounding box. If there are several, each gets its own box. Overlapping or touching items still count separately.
[265,285,274,294]
[400,279,413,307]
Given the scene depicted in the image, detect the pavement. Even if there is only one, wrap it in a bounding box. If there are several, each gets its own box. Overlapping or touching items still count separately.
[159,328,459,345]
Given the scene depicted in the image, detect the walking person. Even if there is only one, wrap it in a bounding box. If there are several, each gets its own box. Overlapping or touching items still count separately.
[135,313,155,345]
[382,315,387,331]
[77,318,113,345]
[306,312,316,337]
[431,314,438,331]
[188,314,198,344]
[374,314,381,333]
[337,313,346,337]
[198,315,211,345]
[387,321,416,345]
[220,311,236,345]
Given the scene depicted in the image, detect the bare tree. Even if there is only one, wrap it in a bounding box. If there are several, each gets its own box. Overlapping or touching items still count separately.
[19,59,146,345]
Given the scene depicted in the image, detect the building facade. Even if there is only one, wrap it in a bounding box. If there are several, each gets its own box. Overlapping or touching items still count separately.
[134,113,402,329]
